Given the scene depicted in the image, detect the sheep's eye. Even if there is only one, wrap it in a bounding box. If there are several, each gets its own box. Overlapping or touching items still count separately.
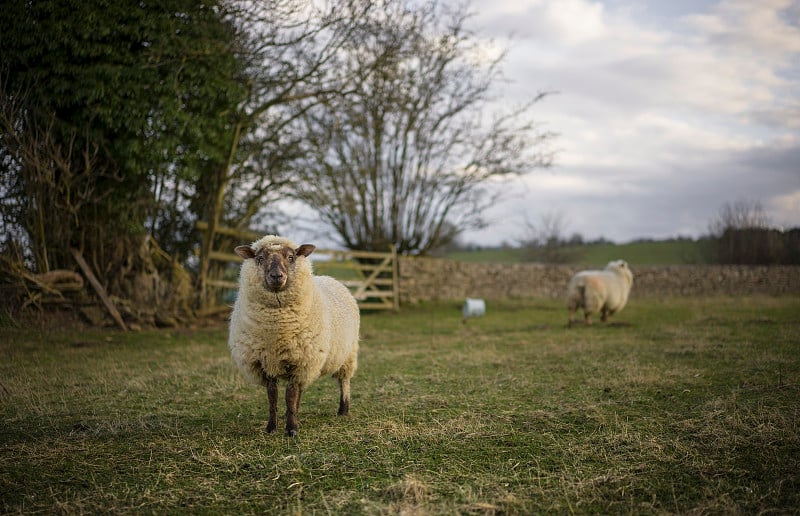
[288,254,295,263]
[256,256,264,265]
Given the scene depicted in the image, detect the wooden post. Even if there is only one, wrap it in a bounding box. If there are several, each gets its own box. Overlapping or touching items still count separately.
[199,121,244,311]
[391,244,400,311]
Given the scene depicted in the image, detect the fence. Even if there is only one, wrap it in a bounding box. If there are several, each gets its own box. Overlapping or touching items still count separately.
[311,247,399,311]
[396,256,800,302]
[195,222,398,313]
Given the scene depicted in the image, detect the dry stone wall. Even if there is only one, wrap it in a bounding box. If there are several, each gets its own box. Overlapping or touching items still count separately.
[397,256,800,303]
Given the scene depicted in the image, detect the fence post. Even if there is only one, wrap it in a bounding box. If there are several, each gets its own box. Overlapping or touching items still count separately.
[391,244,399,311]
[195,223,401,312]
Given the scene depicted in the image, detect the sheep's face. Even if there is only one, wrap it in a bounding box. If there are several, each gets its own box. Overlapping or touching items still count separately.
[606,259,633,286]
[235,243,315,293]
[606,260,629,271]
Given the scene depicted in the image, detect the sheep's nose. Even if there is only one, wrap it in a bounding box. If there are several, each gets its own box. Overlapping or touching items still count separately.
[269,271,284,281]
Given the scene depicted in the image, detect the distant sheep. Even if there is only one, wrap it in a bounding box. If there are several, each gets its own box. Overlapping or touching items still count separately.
[567,260,633,327]
[228,235,359,436]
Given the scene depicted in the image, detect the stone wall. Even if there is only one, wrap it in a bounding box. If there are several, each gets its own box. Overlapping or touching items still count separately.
[397,256,800,303]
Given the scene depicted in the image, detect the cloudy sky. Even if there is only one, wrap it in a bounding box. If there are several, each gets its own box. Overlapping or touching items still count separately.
[458,0,800,245]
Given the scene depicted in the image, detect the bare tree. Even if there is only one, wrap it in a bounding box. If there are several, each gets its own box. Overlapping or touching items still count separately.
[519,210,574,263]
[520,211,569,248]
[292,1,554,254]
[709,198,781,264]
[708,198,770,237]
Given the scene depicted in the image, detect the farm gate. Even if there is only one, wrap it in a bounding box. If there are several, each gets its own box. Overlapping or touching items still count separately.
[196,221,398,314]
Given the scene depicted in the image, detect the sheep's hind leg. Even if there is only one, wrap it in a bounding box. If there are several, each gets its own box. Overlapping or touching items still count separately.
[338,377,351,416]
[265,376,278,434]
[285,382,303,437]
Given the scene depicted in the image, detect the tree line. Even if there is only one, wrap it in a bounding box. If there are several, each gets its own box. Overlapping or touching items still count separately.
[708,200,799,265]
[510,200,798,265]
[1,0,553,315]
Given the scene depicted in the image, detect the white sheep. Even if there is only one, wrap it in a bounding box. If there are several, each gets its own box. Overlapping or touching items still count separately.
[228,235,359,436]
[567,260,633,327]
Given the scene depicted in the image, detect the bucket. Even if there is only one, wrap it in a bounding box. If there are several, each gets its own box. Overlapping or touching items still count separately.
[462,298,486,319]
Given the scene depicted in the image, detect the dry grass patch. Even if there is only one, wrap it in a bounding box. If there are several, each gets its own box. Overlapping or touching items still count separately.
[1,296,799,514]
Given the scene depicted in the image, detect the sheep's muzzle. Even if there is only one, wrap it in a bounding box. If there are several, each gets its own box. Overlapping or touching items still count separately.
[263,254,289,292]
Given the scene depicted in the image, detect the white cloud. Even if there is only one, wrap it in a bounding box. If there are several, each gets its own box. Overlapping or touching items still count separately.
[685,0,800,58]
[770,190,800,229]
[459,0,800,244]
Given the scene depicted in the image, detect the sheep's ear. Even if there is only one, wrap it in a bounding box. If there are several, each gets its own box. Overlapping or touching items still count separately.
[296,244,315,257]
[235,245,256,260]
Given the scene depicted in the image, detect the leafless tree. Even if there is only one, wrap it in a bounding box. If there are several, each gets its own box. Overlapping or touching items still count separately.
[708,198,770,237]
[708,198,784,264]
[520,211,568,248]
[194,0,373,307]
[519,210,574,263]
[292,1,554,254]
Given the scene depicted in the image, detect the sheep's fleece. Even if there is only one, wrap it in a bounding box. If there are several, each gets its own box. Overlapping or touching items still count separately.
[228,235,359,433]
[567,259,633,326]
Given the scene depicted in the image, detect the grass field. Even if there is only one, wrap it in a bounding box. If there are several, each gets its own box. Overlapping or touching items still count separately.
[446,238,715,266]
[2,296,799,514]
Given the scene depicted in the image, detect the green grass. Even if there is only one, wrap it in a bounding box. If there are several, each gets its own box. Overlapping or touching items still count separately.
[447,238,715,266]
[445,247,528,264]
[2,296,799,514]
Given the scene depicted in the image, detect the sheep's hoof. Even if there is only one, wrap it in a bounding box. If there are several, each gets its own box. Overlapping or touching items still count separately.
[285,428,298,437]
[265,423,277,434]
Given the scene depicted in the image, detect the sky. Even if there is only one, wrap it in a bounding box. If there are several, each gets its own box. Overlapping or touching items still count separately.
[456,0,800,245]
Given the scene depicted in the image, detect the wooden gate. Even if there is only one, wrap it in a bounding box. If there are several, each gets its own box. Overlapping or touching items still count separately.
[311,248,399,311]
[196,222,399,314]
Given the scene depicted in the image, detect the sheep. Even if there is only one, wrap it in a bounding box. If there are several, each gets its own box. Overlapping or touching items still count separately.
[228,235,359,437]
[567,260,633,327]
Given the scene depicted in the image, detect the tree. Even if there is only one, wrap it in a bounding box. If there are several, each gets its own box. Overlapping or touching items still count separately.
[708,198,790,264]
[708,198,770,237]
[190,0,372,308]
[519,210,576,263]
[1,0,378,314]
[1,0,247,312]
[293,1,554,254]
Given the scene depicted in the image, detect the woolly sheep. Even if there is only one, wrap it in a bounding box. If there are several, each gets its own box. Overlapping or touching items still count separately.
[567,260,633,327]
[228,235,359,437]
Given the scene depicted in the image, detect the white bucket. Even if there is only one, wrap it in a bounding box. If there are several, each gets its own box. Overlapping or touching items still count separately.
[462,298,486,319]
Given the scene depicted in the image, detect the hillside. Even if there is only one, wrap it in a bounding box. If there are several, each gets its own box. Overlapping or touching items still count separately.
[446,238,715,266]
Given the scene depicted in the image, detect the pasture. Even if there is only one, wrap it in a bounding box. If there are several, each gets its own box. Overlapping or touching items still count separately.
[447,238,715,266]
[1,295,798,514]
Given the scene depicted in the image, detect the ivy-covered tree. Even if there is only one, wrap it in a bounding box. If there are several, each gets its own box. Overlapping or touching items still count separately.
[0,0,246,304]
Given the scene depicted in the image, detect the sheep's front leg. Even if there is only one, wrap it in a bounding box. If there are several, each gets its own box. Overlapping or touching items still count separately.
[338,377,350,416]
[265,376,278,434]
[285,382,303,437]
